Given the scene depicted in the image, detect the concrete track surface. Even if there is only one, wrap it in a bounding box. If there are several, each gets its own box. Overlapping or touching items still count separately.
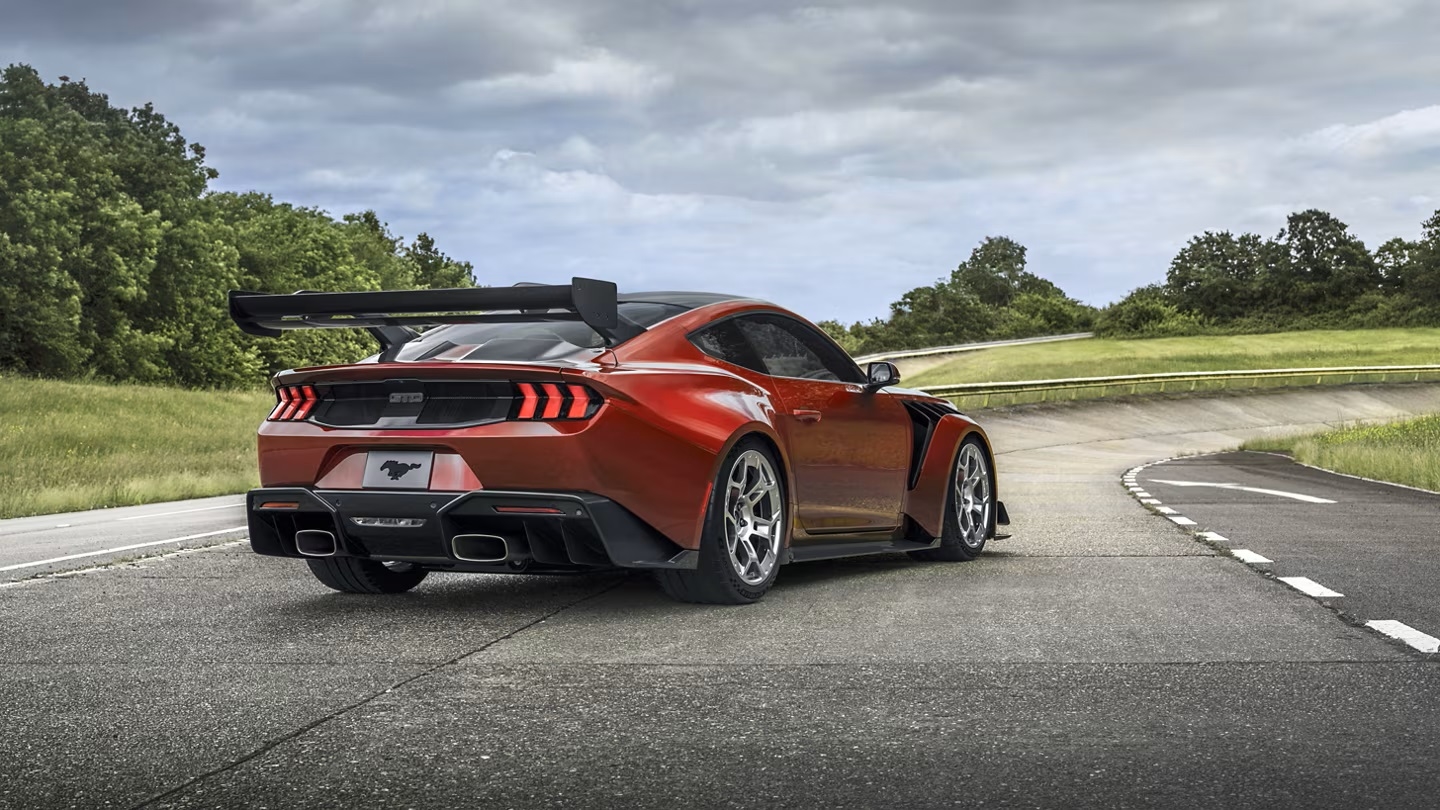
[2,384,1439,809]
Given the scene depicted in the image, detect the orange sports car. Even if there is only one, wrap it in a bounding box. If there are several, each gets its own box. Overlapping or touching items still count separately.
[229,278,1007,603]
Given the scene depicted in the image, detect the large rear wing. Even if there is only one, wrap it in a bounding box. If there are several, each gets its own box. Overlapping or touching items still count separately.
[228,277,639,351]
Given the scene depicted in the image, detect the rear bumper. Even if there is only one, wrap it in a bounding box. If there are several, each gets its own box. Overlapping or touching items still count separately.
[245,488,698,573]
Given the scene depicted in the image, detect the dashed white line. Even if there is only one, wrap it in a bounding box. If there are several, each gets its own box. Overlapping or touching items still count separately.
[1167,516,1198,526]
[1133,491,1151,498]
[1155,506,1177,514]
[1279,576,1344,599]
[0,527,248,572]
[1366,620,1440,654]
[1231,549,1273,564]
[1199,531,1229,543]
[1140,498,1161,505]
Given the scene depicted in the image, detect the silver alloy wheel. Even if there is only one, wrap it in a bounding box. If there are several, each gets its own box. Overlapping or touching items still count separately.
[723,449,784,585]
[954,443,992,549]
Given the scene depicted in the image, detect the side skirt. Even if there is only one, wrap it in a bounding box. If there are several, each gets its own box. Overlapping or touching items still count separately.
[785,537,941,564]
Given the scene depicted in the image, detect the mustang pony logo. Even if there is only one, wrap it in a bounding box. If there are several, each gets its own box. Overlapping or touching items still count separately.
[381,460,423,480]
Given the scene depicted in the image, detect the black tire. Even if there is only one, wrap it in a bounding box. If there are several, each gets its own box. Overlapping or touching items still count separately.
[910,435,994,562]
[656,438,787,604]
[306,557,429,594]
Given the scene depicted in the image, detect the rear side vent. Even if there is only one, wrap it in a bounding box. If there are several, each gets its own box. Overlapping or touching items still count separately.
[510,383,602,421]
[901,399,960,489]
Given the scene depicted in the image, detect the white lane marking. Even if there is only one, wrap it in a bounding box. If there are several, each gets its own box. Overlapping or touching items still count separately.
[116,503,244,521]
[1133,491,1151,497]
[1168,516,1197,526]
[0,527,247,572]
[1366,620,1440,654]
[1232,549,1273,564]
[1149,480,1336,504]
[1200,531,1229,543]
[55,524,70,528]
[1140,498,1161,504]
[1279,576,1343,598]
[1155,506,1177,514]
[0,540,248,589]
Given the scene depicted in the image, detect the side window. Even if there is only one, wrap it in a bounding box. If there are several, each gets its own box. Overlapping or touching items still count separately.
[734,317,839,381]
[689,320,766,373]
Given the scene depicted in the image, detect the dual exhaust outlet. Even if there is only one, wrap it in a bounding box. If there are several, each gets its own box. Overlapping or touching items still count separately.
[292,529,513,564]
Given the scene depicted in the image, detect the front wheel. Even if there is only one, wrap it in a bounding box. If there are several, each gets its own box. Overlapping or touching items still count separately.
[910,436,994,562]
[656,439,786,604]
[307,557,429,594]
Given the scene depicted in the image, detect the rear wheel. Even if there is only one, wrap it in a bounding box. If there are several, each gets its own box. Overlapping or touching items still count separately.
[306,557,429,594]
[910,436,993,562]
[656,439,786,604]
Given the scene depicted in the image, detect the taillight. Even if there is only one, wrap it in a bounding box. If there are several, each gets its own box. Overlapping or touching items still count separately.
[267,384,318,422]
[511,382,601,421]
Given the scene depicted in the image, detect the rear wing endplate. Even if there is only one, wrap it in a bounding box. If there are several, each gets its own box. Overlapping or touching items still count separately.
[228,277,637,350]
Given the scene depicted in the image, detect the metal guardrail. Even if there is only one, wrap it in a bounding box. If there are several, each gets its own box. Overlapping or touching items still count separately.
[852,332,1093,364]
[916,364,1440,406]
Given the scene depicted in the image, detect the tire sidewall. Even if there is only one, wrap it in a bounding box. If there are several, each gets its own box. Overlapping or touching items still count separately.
[699,438,787,601]
[942,435,994,556]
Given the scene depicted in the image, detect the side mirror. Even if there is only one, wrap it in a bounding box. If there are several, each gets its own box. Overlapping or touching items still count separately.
[865,361,900,390]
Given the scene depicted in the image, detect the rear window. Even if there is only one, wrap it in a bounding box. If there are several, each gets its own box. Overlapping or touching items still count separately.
[392,301,685,362]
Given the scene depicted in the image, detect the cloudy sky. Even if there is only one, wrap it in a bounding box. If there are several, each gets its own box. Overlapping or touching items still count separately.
[5,0,1440,322]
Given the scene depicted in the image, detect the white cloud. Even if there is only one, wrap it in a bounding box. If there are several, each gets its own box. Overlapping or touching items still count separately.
[448,50,671,106]
[1291,106,1440,161]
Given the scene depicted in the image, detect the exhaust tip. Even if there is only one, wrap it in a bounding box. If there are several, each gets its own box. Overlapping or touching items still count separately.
[452,533,508,563]
[295,529,337,557]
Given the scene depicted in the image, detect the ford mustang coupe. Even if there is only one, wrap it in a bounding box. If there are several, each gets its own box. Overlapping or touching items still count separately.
[229,278,1007,603]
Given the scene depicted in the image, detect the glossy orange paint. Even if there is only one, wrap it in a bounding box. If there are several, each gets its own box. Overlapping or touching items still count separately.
[254,299,998,552]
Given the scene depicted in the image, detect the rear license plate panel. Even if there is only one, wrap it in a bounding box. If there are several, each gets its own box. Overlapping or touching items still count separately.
[361,450,434,490]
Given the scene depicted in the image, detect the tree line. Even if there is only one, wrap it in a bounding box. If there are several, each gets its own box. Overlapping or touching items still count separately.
[0,64,474,389]
[818,236,1096,355]
[1096,208,1440,337]
[821,208,1440,352]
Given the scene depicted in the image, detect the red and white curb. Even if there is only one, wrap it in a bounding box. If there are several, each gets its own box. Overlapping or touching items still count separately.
[1123,455,1437,656]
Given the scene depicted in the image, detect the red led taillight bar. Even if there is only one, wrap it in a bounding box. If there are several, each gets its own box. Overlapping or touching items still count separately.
[512,382,601,421]
[267,385,318,422]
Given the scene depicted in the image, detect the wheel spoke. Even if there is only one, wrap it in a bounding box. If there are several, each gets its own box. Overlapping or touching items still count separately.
[719,450,785,585]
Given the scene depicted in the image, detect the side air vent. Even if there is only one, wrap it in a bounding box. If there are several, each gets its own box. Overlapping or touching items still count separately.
[901,400,960,489]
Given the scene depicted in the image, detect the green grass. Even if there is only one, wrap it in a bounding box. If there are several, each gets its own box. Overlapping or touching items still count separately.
[906,328,1440,409]
[1242,414,1440,493]
[907,328,1440,387]
[0,376,271,519]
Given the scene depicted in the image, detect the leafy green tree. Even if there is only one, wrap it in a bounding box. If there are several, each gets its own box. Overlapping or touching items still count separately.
[1399,211,1440,307]
[342,211,416,290]
[407,232,475,288]
[1164,231,1269,320]
[1267,209,1380,313]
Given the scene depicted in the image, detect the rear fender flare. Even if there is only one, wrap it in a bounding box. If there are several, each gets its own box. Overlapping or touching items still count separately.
[692,425,794,551]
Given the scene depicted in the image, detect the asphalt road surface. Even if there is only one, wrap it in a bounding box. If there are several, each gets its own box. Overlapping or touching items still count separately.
[2,384,1439,809]
[0,495,246,580]
[1134,451,1440,653]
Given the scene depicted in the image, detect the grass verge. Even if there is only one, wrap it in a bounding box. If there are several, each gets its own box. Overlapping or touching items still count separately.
[1241,414,1440,492]
[906,328,1440,388]
[0,376,271,519]
[905,327,1440,409]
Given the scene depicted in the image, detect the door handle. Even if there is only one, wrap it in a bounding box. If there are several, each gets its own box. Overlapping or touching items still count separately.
[792,409,822,423]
